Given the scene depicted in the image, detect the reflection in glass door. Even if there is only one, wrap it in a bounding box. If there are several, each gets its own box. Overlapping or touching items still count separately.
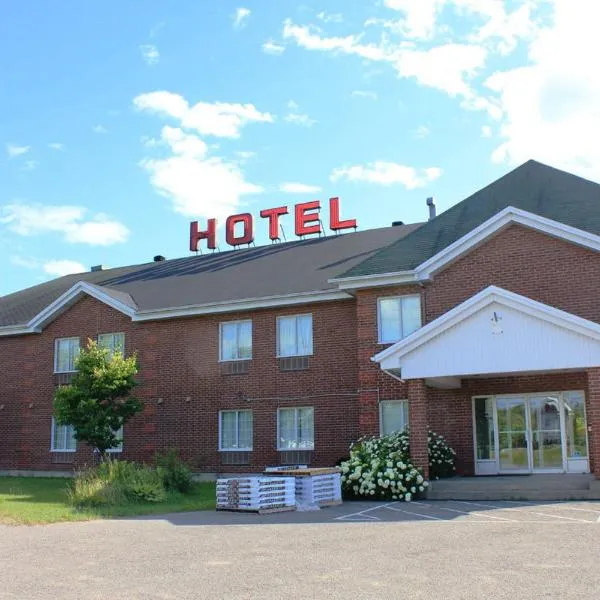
[529,396,563,470]
[496,397,530,472]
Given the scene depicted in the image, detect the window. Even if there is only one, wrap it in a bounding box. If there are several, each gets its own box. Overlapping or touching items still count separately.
[220,321,252,361]
[98,332,125,357]
[379,400,409,436]
[378,296,421,344]
[278,407,314,450]
[51,418,76,452]
[106,426,124,454]
[219,410,253,451]
[54,337,80,373]
[277,314,313,357]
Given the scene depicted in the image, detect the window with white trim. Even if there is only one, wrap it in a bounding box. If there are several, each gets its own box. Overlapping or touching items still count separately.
[220,321,252,361]
[106,426,124,453]
[98,332,125,357]
[54,337,80,373]
[219,410,253,451]
[378,296,421,344]
[278,407,314,450]
[277,314,313,357]
[379,400,409,436]
[51,418,77,452]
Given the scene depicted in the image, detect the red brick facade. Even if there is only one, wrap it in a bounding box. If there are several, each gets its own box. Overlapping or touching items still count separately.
[2,223,600,478]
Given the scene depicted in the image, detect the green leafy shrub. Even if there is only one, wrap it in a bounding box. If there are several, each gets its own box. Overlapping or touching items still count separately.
[428,430,457,480]
[155,449,194,493]
[125,481,167,503]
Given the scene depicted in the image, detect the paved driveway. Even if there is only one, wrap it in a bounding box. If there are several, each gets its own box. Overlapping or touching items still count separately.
[2,500,600,599]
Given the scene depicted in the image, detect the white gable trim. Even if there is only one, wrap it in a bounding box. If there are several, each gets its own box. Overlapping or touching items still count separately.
[330,207,600,289]
[372,285,600,366]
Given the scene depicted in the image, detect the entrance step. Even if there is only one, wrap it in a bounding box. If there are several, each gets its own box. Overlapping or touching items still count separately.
[427,474,600,501]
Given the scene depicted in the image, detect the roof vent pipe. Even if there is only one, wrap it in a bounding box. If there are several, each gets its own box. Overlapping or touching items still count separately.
[426,197,436,221]
[153,255,166,262]
[391,220,404,227]
[90,265,105,272]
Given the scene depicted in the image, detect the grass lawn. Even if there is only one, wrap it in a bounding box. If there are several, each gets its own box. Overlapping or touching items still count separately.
[0,477,216,525]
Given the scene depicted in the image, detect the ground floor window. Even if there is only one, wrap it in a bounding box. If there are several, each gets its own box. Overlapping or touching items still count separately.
[51,418,76,452]
[106,426,124,454]
[278,407,314,450]
[473,391,589,475]
[379,400,409,436]
[219,410,253,451]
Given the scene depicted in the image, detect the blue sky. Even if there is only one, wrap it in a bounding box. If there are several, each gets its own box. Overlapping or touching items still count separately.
[1,0,596,295]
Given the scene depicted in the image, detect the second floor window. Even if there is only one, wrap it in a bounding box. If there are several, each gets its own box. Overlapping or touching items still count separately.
[220,320,252,361]
[54,337,80,373]
[277,314,313,357]
[378,296,422,344]
[98,332,125,357]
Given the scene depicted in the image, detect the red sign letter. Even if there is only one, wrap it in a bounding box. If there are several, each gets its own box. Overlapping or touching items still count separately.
[260,206,289,241]
[295,201,321,236]
[190,219,217,251]
[329,197,357,232]
[226,213,254,246]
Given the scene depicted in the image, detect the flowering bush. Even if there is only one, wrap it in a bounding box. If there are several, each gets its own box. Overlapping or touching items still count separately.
[427,430,457,480]
[340,432,427,502]
[340,428,457,501]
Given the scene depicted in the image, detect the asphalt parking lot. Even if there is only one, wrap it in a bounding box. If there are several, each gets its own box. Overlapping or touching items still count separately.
[2,500,600,600]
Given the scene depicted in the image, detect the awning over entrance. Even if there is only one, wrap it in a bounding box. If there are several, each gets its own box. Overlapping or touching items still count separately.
[373,286,600,384]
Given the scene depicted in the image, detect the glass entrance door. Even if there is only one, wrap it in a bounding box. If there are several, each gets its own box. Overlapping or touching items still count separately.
[529,396,563,470]
[497,397,530,472]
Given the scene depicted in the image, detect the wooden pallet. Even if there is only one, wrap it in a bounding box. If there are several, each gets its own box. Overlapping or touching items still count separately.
[216,505,297,515]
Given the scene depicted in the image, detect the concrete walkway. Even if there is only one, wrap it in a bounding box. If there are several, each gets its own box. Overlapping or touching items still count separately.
[2,501,600,599]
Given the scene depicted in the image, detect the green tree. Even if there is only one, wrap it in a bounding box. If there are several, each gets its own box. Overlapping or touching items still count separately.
[54,339,141,456]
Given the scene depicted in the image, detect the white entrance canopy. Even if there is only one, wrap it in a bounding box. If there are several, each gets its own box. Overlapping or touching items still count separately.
[373,286,600,385]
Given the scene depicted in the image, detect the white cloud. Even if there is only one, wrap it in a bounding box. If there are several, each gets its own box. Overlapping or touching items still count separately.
[236,150,256,160]
[43,260,86,277]
[139,126,263,220]
[10,255,39,269]
[284,100,316,127]
[6,143,30,158]
[22,160,39,171]
[279,182,322,194]
[262,40,286,55]
[351,90,378,100]
[481,125,492,138]
[133,91,273,138]
[317,12,343,24]
[330,161,443,189]
[413,125,431,139]
[93,124,108,134]
[48,142,64,151]
[0,203,129,245]
[233,7,251,29]
[140,44,160,65]
[382,0,442,40]
[484,0,600,179]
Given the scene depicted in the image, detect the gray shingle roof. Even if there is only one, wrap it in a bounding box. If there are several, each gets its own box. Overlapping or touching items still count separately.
[0,224,420,327]
[342,160,600,278]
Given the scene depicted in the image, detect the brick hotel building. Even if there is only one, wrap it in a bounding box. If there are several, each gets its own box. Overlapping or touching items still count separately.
[2,160,600,484]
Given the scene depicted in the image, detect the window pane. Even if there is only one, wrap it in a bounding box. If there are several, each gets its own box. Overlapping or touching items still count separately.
[298,408,314,449]
[237,411,253,449]
[297,315,313,356]
[221,412,237,449]
[221,323,237,361]
[564,391,588,458]
[278,317,296,357]
[379,299,402,343]
[278,409,296,449]
[381,401,408,436]
[238,322,252,359]
[66,425,77,451]
[108,426,123,452]
[474,397,495,460]
[401,296,422,337]
[99,333,125,357]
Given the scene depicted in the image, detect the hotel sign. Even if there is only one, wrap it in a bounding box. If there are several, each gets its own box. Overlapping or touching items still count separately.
[189,197,357,251]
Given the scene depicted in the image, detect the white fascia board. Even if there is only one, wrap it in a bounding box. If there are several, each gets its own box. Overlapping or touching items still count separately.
[372,285,600,364]
[133,290,351,321]
[415,207,600,279]
[328,271,419,290]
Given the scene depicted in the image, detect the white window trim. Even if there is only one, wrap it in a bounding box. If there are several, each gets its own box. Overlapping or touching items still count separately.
[54,337,80,374]
[218,320,252,362]
[277,406,315,451]
[276,313,314,358]
[98,332,126,355]
[379,400,409,436]
[50,418,77,453]
[218,410,253,451]
[106,426,124,453]
[377,295,421,345]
